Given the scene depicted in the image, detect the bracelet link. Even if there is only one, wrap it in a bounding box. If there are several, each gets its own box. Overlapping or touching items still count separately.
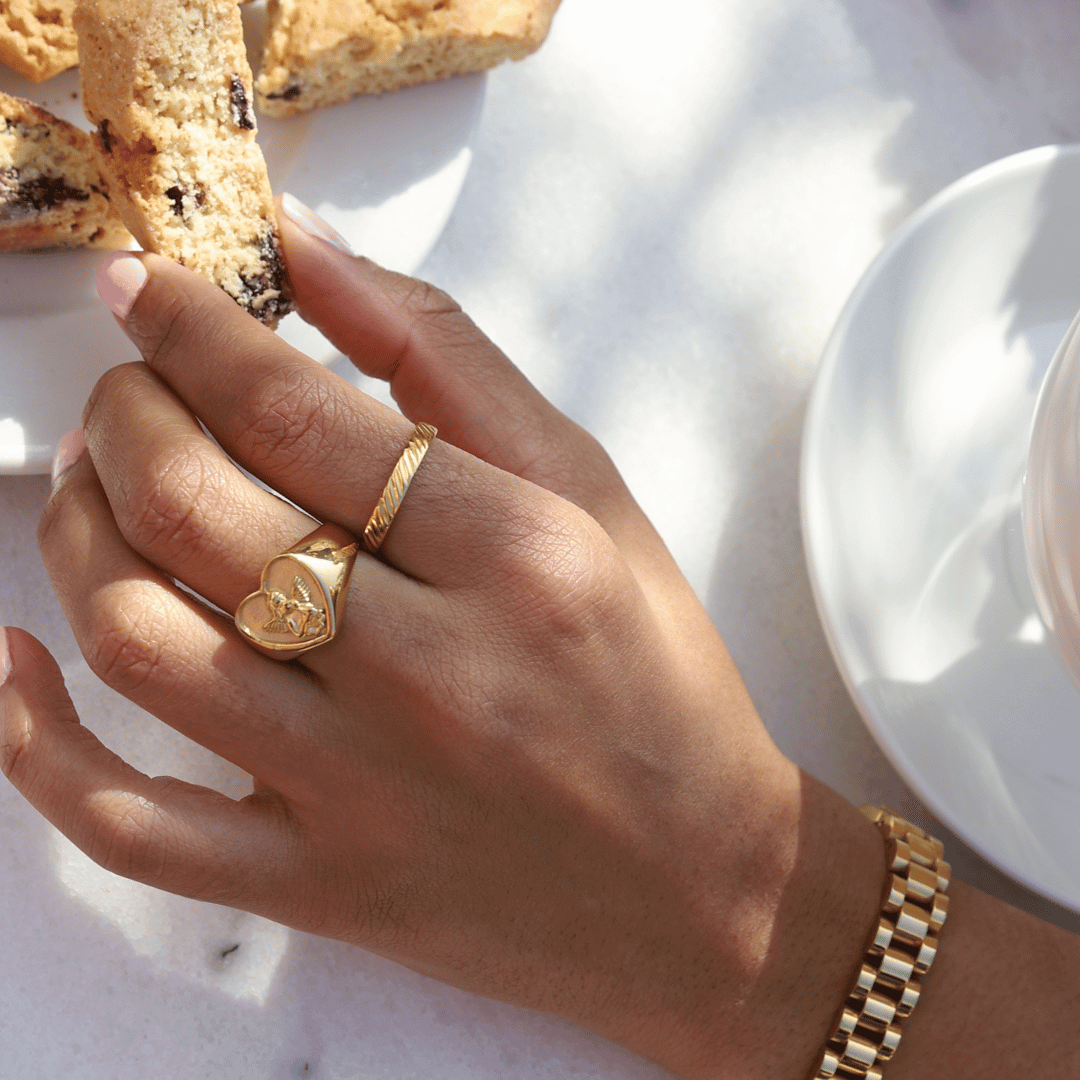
[809,806,950,1080]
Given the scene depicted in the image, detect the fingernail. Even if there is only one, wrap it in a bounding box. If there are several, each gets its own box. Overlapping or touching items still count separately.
[51,427,86,486]
[0,628,10,692]
[280,192,354,255]
[96,251,148,321]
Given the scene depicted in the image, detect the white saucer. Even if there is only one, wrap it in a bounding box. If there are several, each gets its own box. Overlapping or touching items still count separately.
[0,1,483,475]
[802,144,1080,911]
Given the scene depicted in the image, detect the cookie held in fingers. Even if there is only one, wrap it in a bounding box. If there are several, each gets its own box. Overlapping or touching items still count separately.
[0,0,78,83]
[256,0,563,117]
[74,0,292,326]
[0,91,131,252]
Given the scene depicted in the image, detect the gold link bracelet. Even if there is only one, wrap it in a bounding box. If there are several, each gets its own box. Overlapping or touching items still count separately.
[810,806,950,1079]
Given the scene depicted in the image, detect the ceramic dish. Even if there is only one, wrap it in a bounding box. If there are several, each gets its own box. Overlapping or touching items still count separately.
[802,144,1080,911]
[0,1,483,475]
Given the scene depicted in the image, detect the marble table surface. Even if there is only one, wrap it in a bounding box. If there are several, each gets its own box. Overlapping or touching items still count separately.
[4,0,1080,1075]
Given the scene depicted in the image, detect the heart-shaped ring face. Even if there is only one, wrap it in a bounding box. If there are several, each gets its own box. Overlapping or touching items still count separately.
[235,554,334,652]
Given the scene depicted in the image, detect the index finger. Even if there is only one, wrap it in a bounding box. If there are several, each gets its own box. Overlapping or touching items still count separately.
[96,250,569,589]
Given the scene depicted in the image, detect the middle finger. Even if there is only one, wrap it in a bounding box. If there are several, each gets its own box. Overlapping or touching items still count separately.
[109,252,532,588]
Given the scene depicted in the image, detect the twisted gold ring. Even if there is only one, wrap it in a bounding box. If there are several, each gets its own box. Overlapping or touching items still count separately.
[363,422,437,553]
[234,423,435,658]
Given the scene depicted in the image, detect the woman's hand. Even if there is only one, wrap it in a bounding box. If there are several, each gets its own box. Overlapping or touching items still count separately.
[1,198,893,1079]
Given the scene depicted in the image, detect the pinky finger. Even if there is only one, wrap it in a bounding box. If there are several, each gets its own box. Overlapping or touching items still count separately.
[0,626,285,907]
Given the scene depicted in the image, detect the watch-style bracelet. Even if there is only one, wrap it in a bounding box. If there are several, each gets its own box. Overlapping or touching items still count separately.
[810,805,950,1079]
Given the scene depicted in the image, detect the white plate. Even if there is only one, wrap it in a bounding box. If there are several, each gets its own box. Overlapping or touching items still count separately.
[0,1,483,475]
[802,145,1080,911]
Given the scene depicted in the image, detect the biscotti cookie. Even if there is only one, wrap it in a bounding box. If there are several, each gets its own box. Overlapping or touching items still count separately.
[256,0,562,117]
[0,91,131,252]
[74,0,292,326]
[0,1,78,82]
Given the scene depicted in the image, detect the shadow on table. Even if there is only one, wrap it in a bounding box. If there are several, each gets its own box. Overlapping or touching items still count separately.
[843,0,1080,231]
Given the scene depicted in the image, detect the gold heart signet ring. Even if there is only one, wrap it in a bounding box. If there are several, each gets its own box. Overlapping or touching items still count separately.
[235,523,358,658]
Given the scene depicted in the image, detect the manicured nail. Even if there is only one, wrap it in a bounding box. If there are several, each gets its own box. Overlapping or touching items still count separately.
[280,192,354,255]
[96,251,148,320]
[0,627,9,692]
[52,427,86,486]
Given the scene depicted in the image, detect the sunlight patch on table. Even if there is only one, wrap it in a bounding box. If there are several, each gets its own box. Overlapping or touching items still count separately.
[0,418,27,470]
[50,828,289,1004]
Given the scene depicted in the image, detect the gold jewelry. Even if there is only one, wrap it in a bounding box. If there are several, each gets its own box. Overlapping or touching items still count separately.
[235,523,358,658]
[810,806,950,1080]
[363,422,437,553]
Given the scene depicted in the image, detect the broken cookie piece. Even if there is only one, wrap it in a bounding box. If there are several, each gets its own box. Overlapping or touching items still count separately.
[256,0,563,117]
[0,1,79,83]
[74,0,292,326]
[0,91,131,252]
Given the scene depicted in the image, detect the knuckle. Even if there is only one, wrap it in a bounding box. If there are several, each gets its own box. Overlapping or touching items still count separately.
[391,279,471,380]
[123,443,212,558]
[123,286,196,374]
[36,483,68,553]
[233,363,352,474]
[82,360,140,427]
[84,590,172,697]
[83,363,176,449]
[497,501,630,644]
[401,277,462,320]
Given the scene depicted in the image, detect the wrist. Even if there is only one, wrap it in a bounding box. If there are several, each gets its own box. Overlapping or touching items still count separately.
[590,754,888,1080]
[719,773,887,1080]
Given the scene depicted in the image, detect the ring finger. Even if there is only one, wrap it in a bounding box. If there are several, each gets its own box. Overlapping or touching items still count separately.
[78,359,434,682]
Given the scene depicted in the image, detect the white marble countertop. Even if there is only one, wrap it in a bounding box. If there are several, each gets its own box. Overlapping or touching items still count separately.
[4,0,1080,1074]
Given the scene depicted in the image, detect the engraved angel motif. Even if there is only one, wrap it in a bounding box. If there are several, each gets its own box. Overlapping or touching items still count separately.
[264,575,327,639]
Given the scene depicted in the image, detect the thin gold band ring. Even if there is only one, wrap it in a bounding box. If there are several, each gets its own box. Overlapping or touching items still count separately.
[362,422,437,554]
